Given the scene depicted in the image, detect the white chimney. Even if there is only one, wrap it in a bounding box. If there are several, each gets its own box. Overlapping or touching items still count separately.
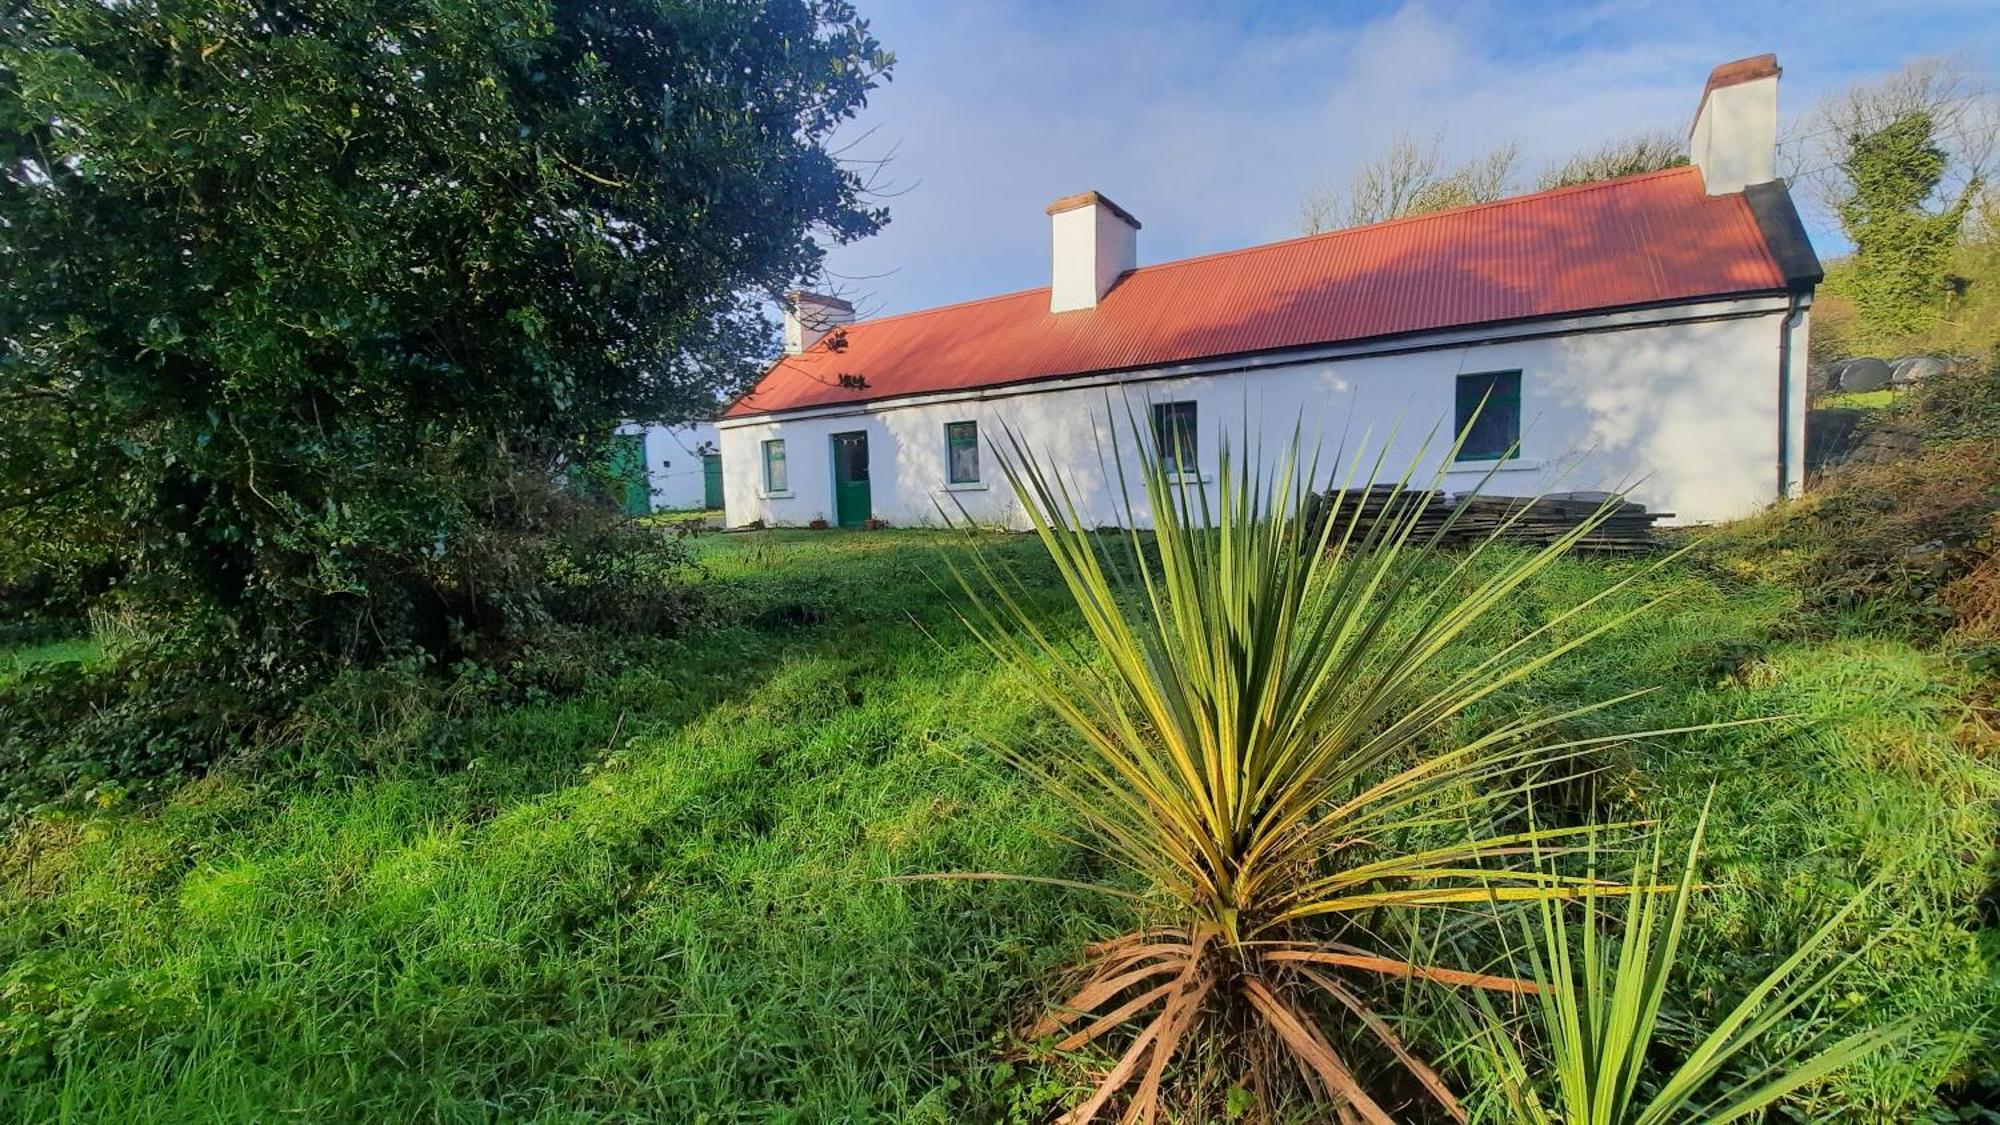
[1688,54,1781,196]
[1047,191,1140,313]
[783,290,855,355]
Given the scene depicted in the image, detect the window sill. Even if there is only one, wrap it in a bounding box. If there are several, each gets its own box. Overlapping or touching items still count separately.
[1448,459,1540,474]
[1164,472,1211,485]
[941,481,989,492]
[760,490,796,499]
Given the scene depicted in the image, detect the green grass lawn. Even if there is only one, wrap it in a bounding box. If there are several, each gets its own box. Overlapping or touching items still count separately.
[0,637,99,688]
[642,507,725,526]
[2,529,1995,1120]
[1822,388,1900,411]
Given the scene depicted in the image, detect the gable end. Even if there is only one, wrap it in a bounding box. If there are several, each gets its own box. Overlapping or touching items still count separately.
[1743,180,1822,290]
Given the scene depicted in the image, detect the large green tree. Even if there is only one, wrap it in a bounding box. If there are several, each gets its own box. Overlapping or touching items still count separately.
[0,0,888,655]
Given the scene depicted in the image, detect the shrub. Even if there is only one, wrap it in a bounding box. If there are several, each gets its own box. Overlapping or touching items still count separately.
[437,463,708,655]
[0,510,122,646]
[0,625,281,814]
[0,467,707,812]
[929,418,1703,1121]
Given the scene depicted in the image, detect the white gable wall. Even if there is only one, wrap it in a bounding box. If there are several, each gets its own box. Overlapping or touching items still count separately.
[717,296,1808,529]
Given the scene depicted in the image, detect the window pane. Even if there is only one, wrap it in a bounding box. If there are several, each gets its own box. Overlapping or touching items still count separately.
[1152,401,1197,475]
[764,439,787,492]
[946,421,979,484]
[833,432,868,481]
[1454,372,1520,460]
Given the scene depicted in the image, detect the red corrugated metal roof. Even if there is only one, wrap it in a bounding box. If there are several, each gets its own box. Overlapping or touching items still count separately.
[724,166,1787,418]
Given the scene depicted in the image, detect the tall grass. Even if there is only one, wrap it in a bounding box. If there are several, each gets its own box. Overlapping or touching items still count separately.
[937,413,1717,1121]
[0,535,1991,1118]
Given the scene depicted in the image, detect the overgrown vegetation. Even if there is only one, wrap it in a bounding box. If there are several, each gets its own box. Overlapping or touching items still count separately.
[1724,366,2000,644]
[0,473,708,815]
[1,528,1993,1120]
[7,363,1997,1121]
[1806,58,1997,362]
[0,0,890,663]
[1832,113,1982,343]
[0,0,894,792]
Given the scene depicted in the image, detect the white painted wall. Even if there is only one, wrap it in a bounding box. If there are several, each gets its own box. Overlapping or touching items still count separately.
[717,297,1807,529]
[616,422,721,511]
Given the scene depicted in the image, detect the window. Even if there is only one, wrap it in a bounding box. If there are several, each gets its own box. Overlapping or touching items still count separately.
[945,421,980,484]
[761,438,788,492]
[1454,371,1521,461]
[1152,401,1198,477]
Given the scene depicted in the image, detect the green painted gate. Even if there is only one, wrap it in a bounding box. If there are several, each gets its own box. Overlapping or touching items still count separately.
[830,431,871,528]
[702,452,724,510]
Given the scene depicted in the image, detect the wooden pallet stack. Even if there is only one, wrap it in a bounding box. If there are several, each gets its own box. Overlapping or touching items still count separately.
[1306,488,1671,553]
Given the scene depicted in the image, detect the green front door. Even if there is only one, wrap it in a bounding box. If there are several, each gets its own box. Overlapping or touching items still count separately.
[702,452,724,510]
[830,431,871,528]
[607,433,650,516]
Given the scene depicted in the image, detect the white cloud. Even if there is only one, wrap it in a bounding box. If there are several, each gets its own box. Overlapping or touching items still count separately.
[816,0,2000,318]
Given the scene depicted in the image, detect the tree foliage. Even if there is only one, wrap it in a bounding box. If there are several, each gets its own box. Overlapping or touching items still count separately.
[1298,126,1689,236]
[0,0,890,660]
[1797,57,1995,218]
[1534,129,1687,191]
[1832,112,1982,342]
[1297,131,1519,233]
[1943,189,2000,356]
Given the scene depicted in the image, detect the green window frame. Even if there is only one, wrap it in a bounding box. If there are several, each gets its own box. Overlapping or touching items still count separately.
[1454,371,1521,462]
[761,438,788,493]
[1151,401,1198,477]
[945,421,980,484]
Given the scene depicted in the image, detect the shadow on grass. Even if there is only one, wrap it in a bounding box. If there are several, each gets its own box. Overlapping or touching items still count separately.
[4,531,1992,1120]
[1,528,1117,1121]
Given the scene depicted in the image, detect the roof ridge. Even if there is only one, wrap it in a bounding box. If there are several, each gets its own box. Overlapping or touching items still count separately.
[1125,166,1703,278]
[836,166,1704,331]
[831,281,1050,333]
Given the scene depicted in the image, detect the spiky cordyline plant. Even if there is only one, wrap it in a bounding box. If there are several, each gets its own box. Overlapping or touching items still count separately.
[1461,797,1905,1124]
[930,408,1724,1123]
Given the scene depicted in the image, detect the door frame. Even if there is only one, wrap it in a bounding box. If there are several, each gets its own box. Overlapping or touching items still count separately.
[828,430,872,528]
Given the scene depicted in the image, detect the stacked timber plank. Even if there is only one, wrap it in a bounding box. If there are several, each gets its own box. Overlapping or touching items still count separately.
[1307,488,1670,553]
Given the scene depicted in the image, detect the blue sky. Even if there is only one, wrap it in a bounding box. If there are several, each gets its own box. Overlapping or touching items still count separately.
[813,0,2000,319]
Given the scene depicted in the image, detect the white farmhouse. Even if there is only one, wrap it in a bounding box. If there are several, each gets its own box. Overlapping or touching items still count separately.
[718,55,1820,529]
